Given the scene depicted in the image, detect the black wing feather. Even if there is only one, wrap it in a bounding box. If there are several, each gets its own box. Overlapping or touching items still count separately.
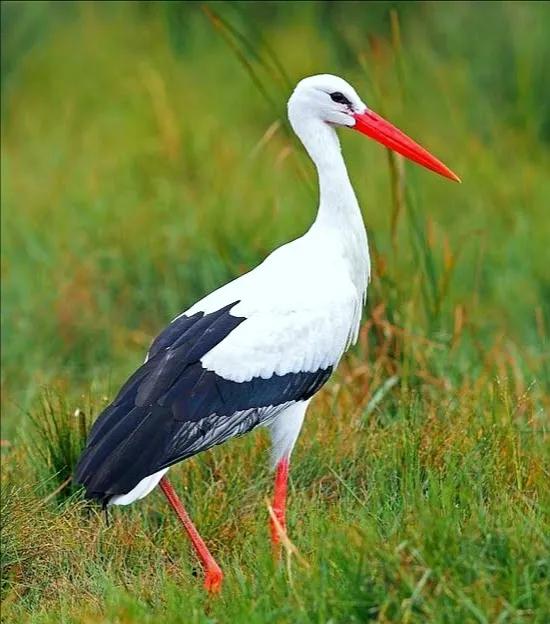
[74,301,332,504]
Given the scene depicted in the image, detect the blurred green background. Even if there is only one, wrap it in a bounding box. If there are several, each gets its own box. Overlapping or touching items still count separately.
[1,2,549,622]
[2,0,549,428]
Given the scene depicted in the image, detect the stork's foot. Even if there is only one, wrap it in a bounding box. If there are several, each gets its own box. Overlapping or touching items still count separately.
[159,478,224,593]
[270,457,290,560]
[270,508,286,558]
[204,564,224,593]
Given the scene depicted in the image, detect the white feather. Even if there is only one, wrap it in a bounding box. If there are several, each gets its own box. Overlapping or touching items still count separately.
[267,400,311,466]
[185,225,367,383]
[110,468,168,506]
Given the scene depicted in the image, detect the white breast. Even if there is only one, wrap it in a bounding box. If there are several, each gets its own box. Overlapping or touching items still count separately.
[184,231,366,383]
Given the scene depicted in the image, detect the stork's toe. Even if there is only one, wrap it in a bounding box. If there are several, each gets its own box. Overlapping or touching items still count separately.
[204,565,224,594]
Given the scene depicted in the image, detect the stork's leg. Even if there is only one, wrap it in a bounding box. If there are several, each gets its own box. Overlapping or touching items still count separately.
[268,401,310,556]
[159,476,223,593]
[270,456,290,553]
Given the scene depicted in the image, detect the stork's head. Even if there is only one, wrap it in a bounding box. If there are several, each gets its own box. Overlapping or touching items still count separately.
[288,74,460,182]
[288,74,366,128]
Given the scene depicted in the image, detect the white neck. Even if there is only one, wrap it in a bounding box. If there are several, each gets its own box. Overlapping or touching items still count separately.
[293,117,370,298]
[294,119,361,227]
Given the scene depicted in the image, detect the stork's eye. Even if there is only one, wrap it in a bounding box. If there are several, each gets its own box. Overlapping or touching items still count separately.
[330,92,351,106]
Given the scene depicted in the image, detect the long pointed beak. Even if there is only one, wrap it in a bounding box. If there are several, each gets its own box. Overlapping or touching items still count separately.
[352,110,461,182]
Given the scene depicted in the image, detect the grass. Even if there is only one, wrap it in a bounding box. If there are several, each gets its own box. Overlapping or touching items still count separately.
[1,1,549,622]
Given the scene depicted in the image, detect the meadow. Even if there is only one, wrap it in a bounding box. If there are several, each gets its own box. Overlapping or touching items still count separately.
[1,1,549,622]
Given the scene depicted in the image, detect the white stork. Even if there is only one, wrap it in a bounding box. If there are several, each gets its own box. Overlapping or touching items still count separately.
[74,74,459,593]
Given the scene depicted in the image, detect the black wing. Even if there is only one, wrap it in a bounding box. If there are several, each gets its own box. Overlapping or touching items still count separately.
[74,301,332,504]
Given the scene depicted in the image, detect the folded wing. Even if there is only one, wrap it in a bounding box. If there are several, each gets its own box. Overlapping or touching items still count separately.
[74,300,334,504]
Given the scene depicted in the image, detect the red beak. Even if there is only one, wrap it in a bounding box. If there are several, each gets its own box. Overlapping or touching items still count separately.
[352,110,460,182]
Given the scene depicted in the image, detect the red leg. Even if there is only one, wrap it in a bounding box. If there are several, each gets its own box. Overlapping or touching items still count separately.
[159,476,223,593]
[270,457,290,553]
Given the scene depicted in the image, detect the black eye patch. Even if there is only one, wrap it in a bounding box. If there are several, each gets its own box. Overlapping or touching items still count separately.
[330,91,352,106]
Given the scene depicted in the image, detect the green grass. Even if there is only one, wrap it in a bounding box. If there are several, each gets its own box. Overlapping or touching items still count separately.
[1,2,549,622]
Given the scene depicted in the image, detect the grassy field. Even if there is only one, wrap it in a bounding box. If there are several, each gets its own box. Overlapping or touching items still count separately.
[1,1,549,622]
